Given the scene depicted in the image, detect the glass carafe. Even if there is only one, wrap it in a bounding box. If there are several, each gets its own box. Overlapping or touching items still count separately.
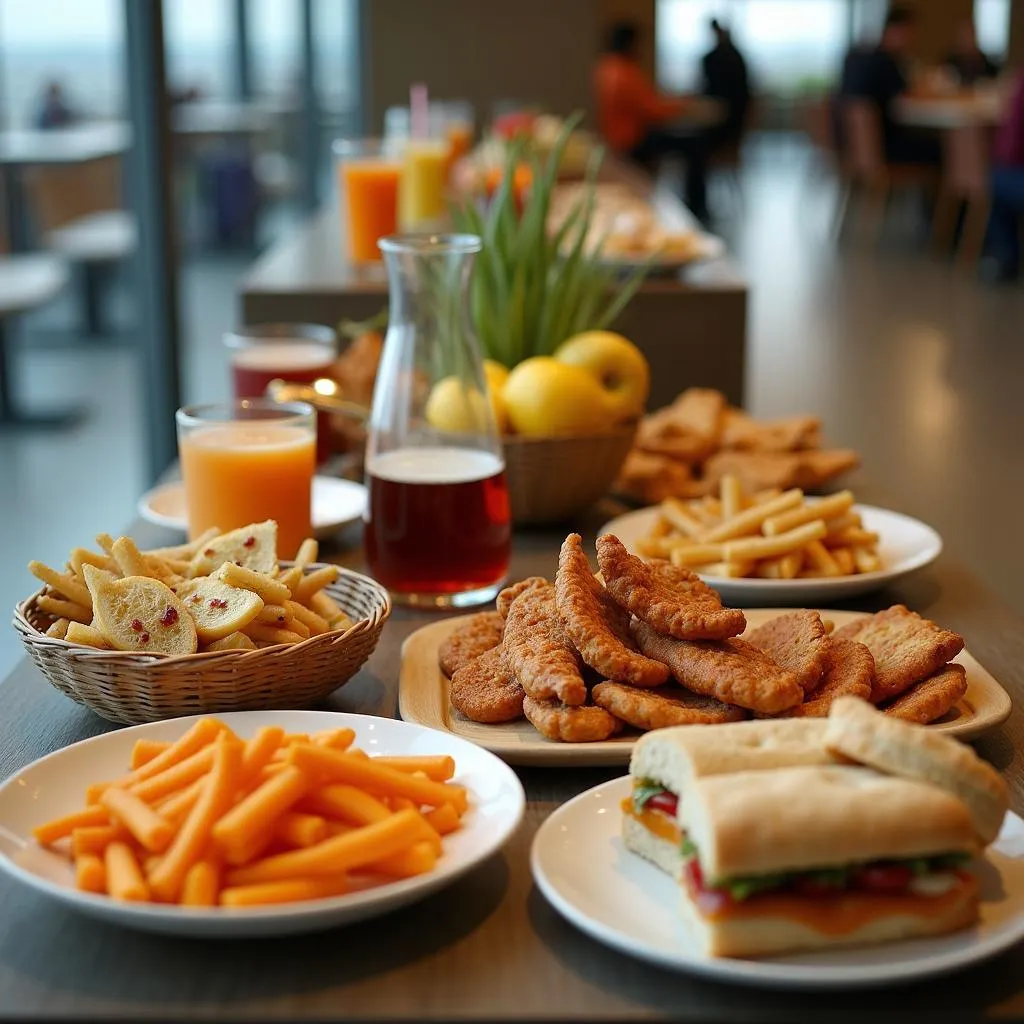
[364,233,511,607]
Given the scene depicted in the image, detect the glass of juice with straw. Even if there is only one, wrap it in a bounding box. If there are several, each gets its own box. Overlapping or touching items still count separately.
[334,139,402,263]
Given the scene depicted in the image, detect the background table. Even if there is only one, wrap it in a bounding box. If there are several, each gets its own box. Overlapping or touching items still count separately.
[3,495,1024,1020]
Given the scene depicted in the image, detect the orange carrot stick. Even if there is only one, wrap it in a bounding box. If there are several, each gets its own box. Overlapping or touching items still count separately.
[300,783,391,826]
[219,873,348,907]
[128,746,215,804]
[240,726,285,783]
[33,805,110,846]
[130,738,170,770]
[71,824,128,857]
[75,852,107,893]
[99,788,174,853]
[154,777,205,827]
[371,755,456,781]
[424,803,461,836]
[365,839,437,878]
[273,812,328,848]
[211,766,311,862]
[101,718,223,793]
[105,842,150,901]
[311,728,356,751]
[181,860,220,907]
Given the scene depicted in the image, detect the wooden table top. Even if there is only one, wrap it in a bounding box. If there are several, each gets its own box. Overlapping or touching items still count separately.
[3,499,1024,1020]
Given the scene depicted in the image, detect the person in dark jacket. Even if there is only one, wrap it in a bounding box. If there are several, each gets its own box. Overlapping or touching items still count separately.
[701,19,751,146]
[943,18,999,87]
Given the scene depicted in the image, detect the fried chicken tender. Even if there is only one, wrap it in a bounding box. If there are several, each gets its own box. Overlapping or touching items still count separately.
[555,534,670,688]
[775,638,874,718]
[597,535,746,641]
[614,450,705,504]
[745,610,831,692]
[438,611,505,677]
[632,619,803,714]
[879,663,967,724]
[591,681,747,730]
[501,582,587,706]
[522,696,623,743]
[496,576,548,620]
[832,605,964,702]
[449,647,525,724]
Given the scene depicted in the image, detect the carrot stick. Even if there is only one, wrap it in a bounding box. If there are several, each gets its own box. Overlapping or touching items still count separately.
[211,766,311,862]
[288,744,468,814]
[365,839,437,878]
[240,726,285,783]
[148,738,243,902]
[130,739,170,770]
[224,809,424,886]
[219,873,349,907]
[75,852,107,893]
[154,777,205,827]
[372,755,456,782]
[300,783,391,826]
[33,805,110,846]
[105,842,150,901]
[71,825,128,857]
[424,803,461,836]
[273,812,328,848]
[311,728,356,751]
[181,860,220,907]
[99,788,174,853]
[100,718,223,794]
[128,746,216,804]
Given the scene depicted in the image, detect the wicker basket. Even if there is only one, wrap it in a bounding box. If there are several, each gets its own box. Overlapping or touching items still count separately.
[501,425,636,525]
[13,562,392,725]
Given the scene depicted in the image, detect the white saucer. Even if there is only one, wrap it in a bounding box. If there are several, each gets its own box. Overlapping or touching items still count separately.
[138,477,367,540]
[531,776,1024,989]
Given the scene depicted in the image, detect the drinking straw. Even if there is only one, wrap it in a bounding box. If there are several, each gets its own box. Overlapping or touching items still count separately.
[410,83,429,140]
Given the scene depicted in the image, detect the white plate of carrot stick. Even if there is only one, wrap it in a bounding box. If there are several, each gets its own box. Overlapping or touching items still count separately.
[0,711,525,937]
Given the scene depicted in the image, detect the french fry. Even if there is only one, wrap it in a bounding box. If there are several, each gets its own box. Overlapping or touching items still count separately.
[75,852,106,894]
[292,565,339,605]
[131,739,170,770]
[33,805,110,846]
[295,539,319,569]
[824,511,862,536]
[257,604,290,626]
[285,600,331,637]
[27,561,93,608]
[723,520,827,563]
[72,825,128,857]
[648,517,672,539]
[45,617,70,639]
[110,537,151,579]
[36,595,92,623]
[831,547,856,575]
[719,475,743,520]
[284,617,311,640]
[822,528,880,549]
[70,548,117,578]
[754,551,804,579]
[181,859,220,906]
[224,809,426,886]
[803,539,841,578]
[275,566,304,592]
[220,873,349,907]
[669,542,725,567]
[95,533,116,555]
[751,488,783,505]
[762,491,854,537]
[216,563,290,605]
[99,788,174,853]
[105,842,150,902]
[372,755,456,782]
[635,537,675,559]
[148,738,244,902]
[273,812,328,848]
[288,744,468,815]
[243,623,305,646]
[311,728,356,751]
[309,591,344,621]
[204,631,257,652]
[686,502,719,528]
[64,622,111,648]
[660,499,705,539]
[698,560,756,579]
[853,547,883,574]
[701,489,804,543]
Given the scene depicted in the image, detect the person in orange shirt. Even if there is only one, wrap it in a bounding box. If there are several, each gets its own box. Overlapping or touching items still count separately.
[594,21,709,221]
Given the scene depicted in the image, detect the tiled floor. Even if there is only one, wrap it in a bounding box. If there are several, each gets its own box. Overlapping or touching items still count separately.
[3,135,1024,678]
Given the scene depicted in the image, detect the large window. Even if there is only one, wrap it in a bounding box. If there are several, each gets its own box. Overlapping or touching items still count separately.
[657,0,849,96]
[163,0,233,100]
[976,0,1011,61]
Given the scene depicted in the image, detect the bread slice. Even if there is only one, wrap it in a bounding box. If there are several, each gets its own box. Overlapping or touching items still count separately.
[174,578,264,642]
[825,696,1009,845]
[90,573,197,656]
[680,870,979,958]
[186,521,278,578]
[623,813,682,879]
[680,765,978,881]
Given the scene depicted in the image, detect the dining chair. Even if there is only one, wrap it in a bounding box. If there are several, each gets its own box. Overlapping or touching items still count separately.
[931,123,991,270]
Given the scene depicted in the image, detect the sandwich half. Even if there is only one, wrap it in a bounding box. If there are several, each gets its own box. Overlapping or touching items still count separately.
[624,719,836,879]
[677,764,980,958]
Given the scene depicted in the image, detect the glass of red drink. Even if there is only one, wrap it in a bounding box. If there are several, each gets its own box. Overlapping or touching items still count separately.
[365,233,511,607]
[225,323,336,464]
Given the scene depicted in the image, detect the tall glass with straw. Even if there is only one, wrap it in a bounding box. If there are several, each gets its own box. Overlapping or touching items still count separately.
[399,82,451,230]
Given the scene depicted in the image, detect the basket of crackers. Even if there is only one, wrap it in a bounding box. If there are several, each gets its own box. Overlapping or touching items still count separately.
[13,521,391,725]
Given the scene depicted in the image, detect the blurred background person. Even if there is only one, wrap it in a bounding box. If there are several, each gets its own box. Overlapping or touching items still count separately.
[34,79,76,129]
[943,18,999,88]
[981,73,1024,283]
[594,19,709,222]
[701,18,750,152]
[840,6,939,167]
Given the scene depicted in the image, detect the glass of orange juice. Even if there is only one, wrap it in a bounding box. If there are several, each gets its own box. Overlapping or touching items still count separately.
[176,399,316,559]
[333,138,402,263]
[443,101,475,166]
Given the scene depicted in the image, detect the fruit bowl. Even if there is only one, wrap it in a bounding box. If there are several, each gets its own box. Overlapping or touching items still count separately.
[501,425,636,525]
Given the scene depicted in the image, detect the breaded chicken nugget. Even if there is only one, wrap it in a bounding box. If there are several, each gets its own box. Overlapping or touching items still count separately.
[831,605,964,702]
[597,535,746,641]
[879,663,967,724]
[502,582,587,706]
[555,534,670,688]
[522,696,623,743]
[591,681,747,730]
[438,611,504,677]
[745,610,830,692]
[449,647,525,724]
[632,619,803,714]
[775,638,874,718]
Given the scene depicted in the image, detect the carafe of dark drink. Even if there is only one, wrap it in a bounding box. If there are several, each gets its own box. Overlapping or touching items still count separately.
[365,234,511,606]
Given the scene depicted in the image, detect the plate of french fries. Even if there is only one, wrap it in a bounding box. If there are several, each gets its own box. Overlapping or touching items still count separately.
[0,711,525,936]
[601,476,942,605]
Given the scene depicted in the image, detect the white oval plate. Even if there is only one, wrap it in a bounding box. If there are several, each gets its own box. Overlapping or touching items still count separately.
[601,503,942,605]
[532,776,1024,989]
[0,711,525,938]
[138,477,367,541]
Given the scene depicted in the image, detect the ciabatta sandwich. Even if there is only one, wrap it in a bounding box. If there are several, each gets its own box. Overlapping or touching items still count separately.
[677,765,980,958]
[624,719,836,879]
